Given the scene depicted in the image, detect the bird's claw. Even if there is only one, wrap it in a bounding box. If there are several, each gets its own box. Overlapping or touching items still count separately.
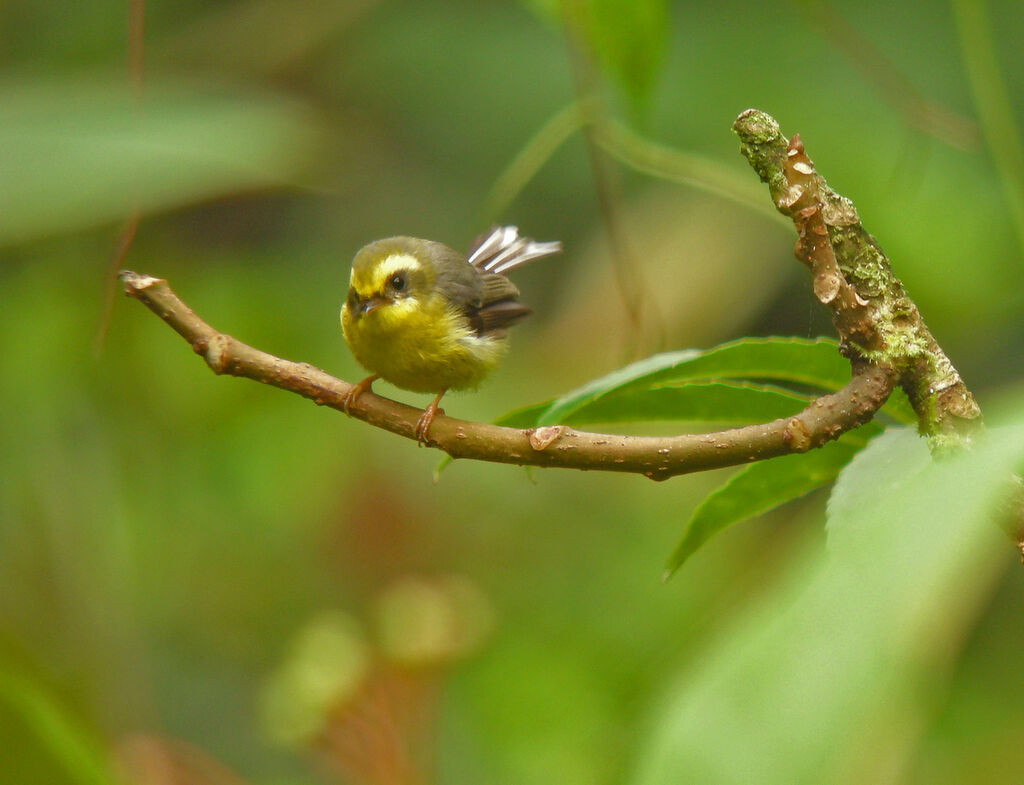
[414,393,446,445]
[342,375,378,415]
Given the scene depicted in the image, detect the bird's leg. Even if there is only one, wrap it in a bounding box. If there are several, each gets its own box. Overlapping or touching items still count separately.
[341,374,379,415]
[414,391,447,444]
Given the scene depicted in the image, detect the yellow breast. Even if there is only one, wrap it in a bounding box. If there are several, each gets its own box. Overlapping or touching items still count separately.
[341,294,506,393]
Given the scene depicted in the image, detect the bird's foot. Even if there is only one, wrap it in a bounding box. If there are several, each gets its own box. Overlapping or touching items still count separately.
[341,374,379,415]
[414,392,447,445]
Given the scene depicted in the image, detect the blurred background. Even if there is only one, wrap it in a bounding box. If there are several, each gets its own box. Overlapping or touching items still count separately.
[2,1,1023,783]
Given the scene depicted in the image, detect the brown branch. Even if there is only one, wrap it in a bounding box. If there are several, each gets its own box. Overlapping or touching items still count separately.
[119,272,894,481]
[733,109,983,452]
[733,110,1022,554]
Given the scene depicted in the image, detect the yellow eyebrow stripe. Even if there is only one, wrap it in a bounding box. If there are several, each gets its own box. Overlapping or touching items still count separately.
[376,253,421,281]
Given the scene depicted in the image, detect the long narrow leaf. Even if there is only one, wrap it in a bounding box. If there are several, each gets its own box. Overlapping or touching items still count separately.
[538,338,847,426]
[560,382,811,426]
[663,428,879,577]
[539,337,915,426]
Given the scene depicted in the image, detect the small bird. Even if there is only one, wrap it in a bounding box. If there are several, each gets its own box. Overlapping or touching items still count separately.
[341,226,562,441]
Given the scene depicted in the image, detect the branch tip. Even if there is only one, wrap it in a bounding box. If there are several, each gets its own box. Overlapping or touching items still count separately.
[736,109,981,448]
[732,109,781,145]
[119,270,163,294]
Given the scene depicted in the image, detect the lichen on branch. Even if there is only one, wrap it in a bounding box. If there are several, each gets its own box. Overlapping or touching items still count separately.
[733,108,982,450]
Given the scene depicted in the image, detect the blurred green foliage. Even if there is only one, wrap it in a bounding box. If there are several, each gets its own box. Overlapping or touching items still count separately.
[2,1,1024,784]
[524,0,668,111]
[639,425,1024,784]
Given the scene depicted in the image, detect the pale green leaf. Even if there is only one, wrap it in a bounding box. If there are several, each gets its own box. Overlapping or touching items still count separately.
[634,425,1024,785]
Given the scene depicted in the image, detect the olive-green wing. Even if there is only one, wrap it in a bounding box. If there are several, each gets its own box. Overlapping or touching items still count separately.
[468,273,532,337]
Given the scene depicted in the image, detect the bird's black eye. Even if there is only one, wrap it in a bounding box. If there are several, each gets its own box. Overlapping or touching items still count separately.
[389,272,406,292]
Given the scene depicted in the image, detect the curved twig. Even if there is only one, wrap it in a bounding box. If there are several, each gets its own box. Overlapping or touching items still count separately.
[119,271,895,480]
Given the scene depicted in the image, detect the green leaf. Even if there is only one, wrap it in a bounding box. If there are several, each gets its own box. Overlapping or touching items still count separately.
[663,428,878,577]
[0,75,317,246]
[540,338,842,426]
[634,425,1024,785]
[617,337,853,391]
[538,337,916,427]
[560,382,811,426]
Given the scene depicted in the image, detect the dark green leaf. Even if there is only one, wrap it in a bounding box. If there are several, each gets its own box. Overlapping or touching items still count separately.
[561,382,811,426]
[663,428,878,577]
[617,337,852,391]
[538,337,916,426]
[539,338,843,426]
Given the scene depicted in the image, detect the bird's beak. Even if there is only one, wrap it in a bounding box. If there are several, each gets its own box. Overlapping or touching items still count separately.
[357,296,387,316]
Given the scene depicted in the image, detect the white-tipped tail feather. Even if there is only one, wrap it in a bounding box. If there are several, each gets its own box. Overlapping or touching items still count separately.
[467,226,562,275]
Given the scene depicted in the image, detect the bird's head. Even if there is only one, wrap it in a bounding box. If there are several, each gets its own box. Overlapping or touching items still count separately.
[344,237,440,322]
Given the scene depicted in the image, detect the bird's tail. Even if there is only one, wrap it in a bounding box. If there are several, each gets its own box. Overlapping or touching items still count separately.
[467,226,562,275]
